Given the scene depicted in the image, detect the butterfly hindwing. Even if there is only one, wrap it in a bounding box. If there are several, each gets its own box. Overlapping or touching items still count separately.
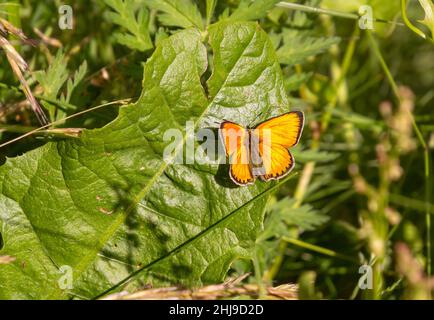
[257,145,294,181]
[220,121,255,186]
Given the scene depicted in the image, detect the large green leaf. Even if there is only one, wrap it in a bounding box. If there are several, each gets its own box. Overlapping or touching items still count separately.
[0,21,293,299]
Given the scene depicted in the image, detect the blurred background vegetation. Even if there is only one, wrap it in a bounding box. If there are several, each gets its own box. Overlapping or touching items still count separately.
[1,0,433,299]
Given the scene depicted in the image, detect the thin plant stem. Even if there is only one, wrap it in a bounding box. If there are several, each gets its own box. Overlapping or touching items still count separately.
[264,22,360,282]
[0,124,37,134]
[277,2,358,20]
[367,30,432,287]
[0,98,132,149]
[277,1,404,26]
[253,249,266,298]
[282,237,358,263]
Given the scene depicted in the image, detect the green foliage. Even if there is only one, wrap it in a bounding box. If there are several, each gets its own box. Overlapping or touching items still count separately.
[62,60,87,104]
[33,51,88,121]
[104,0,153,51]
[260,198,329,241]
[276,31,340,67]
[33,51,69,101]
[250,197,328,281]
[227,0,281,22]
[284,72,313,92]
[145,0,204,30]
[206,0,218,25]
[0,21,293,299]
[0,0,433,301]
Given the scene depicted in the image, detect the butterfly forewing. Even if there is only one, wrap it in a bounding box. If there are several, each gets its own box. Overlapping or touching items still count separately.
[220,121,254,185]
[255,111,304,148]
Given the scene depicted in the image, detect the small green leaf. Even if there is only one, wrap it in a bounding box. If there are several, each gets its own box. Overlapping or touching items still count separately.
[267,198,329,233]
[104,0,153,51]
[287,0,321,29]
[292,147,340,163]
[33,51,70,121]
[284,72,312,92]
[276,30,340,67]
[0,21,293,299]
[146,0,204,30]
[63,60,87,103]
[254,197,328,275]
[332,109,384,133]
[228,0,281,22]
[258,198,328,243]
[33,51,68,101]
[206,0,217,26]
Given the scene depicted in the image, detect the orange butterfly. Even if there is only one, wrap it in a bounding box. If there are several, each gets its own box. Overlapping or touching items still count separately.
[220,111,304,186]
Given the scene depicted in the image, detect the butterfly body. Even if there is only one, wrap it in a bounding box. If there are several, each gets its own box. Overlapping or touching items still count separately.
[220,111,304,186]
